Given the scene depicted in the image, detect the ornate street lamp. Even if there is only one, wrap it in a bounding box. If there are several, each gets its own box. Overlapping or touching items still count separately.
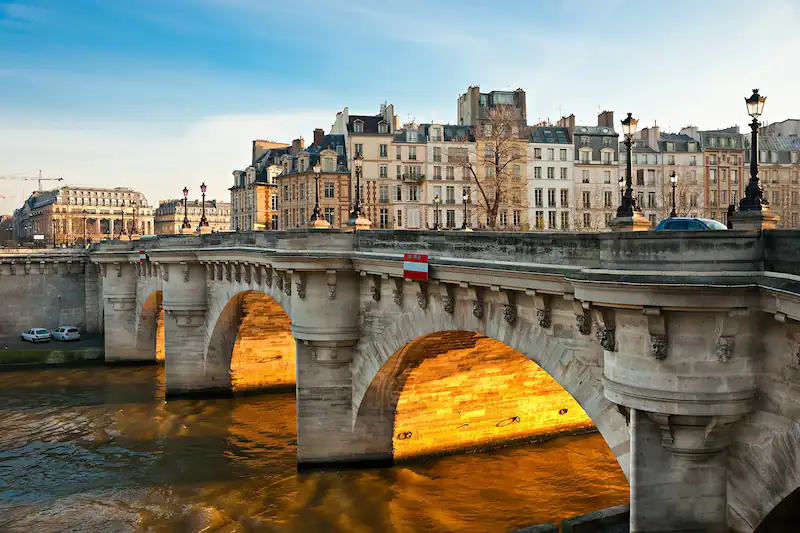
[182,187,191,229]
[199,183,209,228]
[131,201,138,237]
[461,189,472,231]
[619,177,624,204]
[51,217,57,248]
[82,209,87,244]
[350,153,365,218]
[617,112,640,218]
[670,172,678,218]
[740,89,768,211]
[119,200,127,238]
[309,162,330,228]
[433,194,441,231]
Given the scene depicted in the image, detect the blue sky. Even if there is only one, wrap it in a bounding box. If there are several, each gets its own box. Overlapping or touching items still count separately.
[1,0,798,213]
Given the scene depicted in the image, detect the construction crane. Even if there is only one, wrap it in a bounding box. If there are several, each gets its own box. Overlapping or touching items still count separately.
[0,170,64,191]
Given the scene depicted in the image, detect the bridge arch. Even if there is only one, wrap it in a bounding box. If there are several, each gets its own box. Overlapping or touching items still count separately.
[135,290,164,362]
[352,300,630,477]
[205,290,295,394]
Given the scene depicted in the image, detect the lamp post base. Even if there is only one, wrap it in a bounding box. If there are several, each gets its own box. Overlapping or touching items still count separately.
[197,225,212,235]
[608,212,651,232]
[729,206,780,231]
[307,218,331,229]
[343,214,372,232]
[181,227,195,235]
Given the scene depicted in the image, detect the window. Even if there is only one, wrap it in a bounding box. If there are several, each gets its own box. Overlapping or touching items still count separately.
[283,209,289,228]
[535,167,542,179]
[283,185,290,201]
[408,185,418,201]
[534,148,542,160]
[561,212,569,229]
[534,211,543,229]
[583,212,591,228]
[690,156,697,166]
[646,169,656,186]
[793,191,799,206]
[433,147,442,162]
[396,166,402,179]
[535,188,543,208]
[582,170,589,183]
[547,188,556,207]
[380,144,387,158]
[560,189,569,208]
[393,185,402,202]
[379,184,389,203]
[353,121,363,133]
[605,213,613,226]
[710,154,717,165]
[580,151,590,163]
[636,169,645,186]
[378,122,388,134]
[446,166,454,180]
[602,152,611,164]
[710,169,717,184]
[547,167,555,179]
[666,142,675,152]
[668,155,675,165]
[299,208,305,225]
[324,182,335,198]
[760,150,768,162]
[409,146,417,160]
[380,165,388,178]
[582,191,591,209]
[485,167,495,178]
[771,151,779,163]
[772,191,779,205]
[792,152,799,164]
[648,192,656,208]
[510,210,519,227]
[379,208,389,228]
[688,142,696,152]
[355,143,363,156]
[721,168,727,182]
[499,210,507,226]
[300,184,307,200]
[446,186,455,203]
[396,147,401,160]
[604,171,611,184]
[709,137,716,147]
[433,166,442,180]
[604,191,613,208]
[721,190,727,204]
[407,130,418,142]
[560,149,567,161]
[560,168,568,180]
[546,148,554,160]
[710,190,717,207]
[514,165,521,178]
[637,191,644,207]
[396,209,403,227]
[733,155,739,165]
[581,136,590,146]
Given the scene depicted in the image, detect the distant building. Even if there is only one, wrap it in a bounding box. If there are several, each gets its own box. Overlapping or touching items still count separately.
[746,132,800,227]
[457,85,527,127]
[154,199,231,234]
[230,139,292,231]
[12,186,153,245]
[692,127,746,224]
[421,123,476,230]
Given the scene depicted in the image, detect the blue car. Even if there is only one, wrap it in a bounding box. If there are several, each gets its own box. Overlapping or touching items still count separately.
[654,217,728,231]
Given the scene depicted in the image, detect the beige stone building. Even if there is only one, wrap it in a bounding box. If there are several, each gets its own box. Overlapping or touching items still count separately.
[13,186,153,245]
[231,139,292,231]
[154,199,231,234]
[748,133,800,227]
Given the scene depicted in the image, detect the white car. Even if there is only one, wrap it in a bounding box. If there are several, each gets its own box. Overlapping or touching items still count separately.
[21,328,51,343]
[52,326,81,341]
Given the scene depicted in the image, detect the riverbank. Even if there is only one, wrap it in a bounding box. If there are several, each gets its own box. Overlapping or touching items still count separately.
[0,335,104,367]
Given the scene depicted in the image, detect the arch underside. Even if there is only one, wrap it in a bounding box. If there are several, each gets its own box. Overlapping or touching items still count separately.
[352,299,631,478]
[136,290,164,362]
[206,290,295,394]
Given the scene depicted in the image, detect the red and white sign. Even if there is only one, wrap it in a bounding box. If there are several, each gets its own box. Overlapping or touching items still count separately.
[139,250,146,263]
[403,253,428,281]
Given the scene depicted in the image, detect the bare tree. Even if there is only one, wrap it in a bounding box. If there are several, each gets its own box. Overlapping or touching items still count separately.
[573,184,618,231]
[655,175,707,220]
[452,106,528,228]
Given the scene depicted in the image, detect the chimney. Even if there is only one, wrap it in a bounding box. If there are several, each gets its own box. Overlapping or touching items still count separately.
[290,137,305,156]
[557,114,576,131]
[597,110,614,128]
[313,128,325,147]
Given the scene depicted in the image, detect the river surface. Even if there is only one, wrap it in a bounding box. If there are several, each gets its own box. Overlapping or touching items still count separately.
[0,365,629,533]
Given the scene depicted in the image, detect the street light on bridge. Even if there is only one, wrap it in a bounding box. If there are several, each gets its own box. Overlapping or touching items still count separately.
[670,172,677,218]
[182,186,191,231]
[740,89,767,211]
[199,183,209,229]
[617,112,640,218]
[82,209,87,245]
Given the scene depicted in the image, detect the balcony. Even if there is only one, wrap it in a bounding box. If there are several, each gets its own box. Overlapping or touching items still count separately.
[445,199,456,205]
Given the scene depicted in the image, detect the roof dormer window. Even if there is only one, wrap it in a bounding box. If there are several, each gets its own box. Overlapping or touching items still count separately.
[378,122,388,134]
[353,120,364,133]
[408,130,418,142]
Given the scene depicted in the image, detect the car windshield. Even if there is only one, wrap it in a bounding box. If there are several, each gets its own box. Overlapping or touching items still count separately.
[67,328,78,333]
[704,220,728,230]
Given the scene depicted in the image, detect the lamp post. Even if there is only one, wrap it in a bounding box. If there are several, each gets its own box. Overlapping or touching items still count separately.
[740,89,767,211]
[82,209,87,245]
[433,194,441,231]
[119,200,127,238]
[617,112,640,218]
[309,162,330,228]
[350,154,364,218]
[619,177,624,204]
[51,217,57,248]
[461,189,471,231]
[670,172,677,218]
[199,183,209,228]
[181,187,191,231]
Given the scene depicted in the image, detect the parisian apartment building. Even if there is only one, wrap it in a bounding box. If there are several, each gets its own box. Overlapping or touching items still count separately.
[154,199,231,234]
[230,89,800,231]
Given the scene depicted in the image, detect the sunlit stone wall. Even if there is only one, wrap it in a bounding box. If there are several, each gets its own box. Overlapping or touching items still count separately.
[392,333,595,459]
[156,308,165,362]
[229,292,295,392]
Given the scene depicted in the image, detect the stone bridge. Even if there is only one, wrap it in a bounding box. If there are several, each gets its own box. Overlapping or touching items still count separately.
[4,229,800,532]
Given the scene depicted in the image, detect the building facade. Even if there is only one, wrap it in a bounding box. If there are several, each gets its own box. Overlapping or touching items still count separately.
[231,139,292,231]
[748,133,800,227]
[154,199,231,234]
[528,125,574,230]
[276,131,350,229]
[421,123,476,230]
[562,112,620,230]
[457,86,527,127]
[692,126,746,224]
[13,186,153,245]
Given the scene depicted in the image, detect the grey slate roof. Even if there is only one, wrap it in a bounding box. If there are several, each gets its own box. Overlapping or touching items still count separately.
[573,125,617,136]
[658,133,700,153]
[529,126,572,144]
[700,130,745,150]
[348,114,390,134]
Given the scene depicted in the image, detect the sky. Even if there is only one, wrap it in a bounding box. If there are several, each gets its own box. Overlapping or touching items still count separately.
[1,0,798,215]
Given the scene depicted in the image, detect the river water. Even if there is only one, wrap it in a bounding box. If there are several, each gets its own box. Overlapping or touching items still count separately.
[0,365,629,533]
